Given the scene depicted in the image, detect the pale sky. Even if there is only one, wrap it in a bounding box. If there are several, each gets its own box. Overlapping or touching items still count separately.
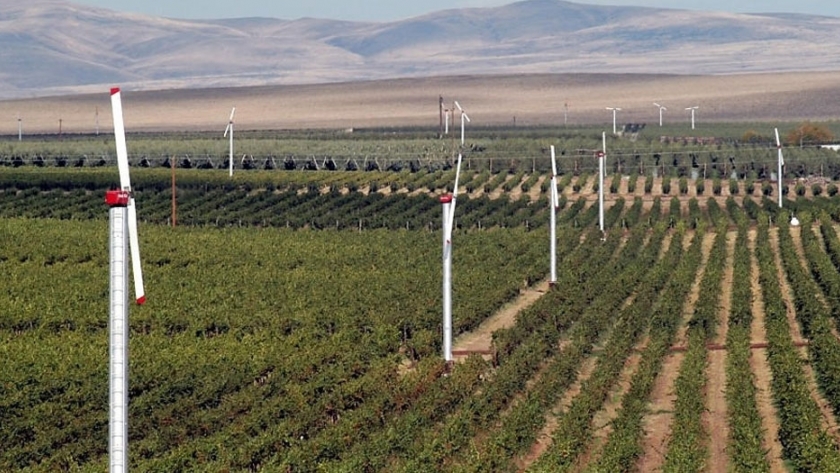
[71,0,840,21]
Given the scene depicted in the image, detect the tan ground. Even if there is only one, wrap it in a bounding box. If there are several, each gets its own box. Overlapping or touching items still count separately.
[4,71,840,134]
[768,228,840,442]
[673,232,717,348]
[452,279,551,358]
[703,231,737,473]
[575,347,645,471]
[637,230,712,472]
[747,229,787,472]
[515,355,599,472]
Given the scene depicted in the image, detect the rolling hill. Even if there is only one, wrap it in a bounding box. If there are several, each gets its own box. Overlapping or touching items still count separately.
[1,0,840,99]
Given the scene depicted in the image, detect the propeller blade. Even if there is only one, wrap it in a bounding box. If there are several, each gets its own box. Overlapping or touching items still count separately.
[127,198,146,305]
[775,128,784,167]
[454,101,463,112]
[229,107,236,122]
[110,87,146,305]
[463,112,471,123]
[224,124,231,137]
[110,89,131,191]
[447,153,463,241]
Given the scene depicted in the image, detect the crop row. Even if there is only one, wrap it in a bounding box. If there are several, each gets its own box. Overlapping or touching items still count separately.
[778,213,840,422]
[724,225,770,471]
[356,225,634,472]
[528,223,681,471]
[439,224,662,472]
[0,218,549,470]
[590,228,703,471]
[663,225,728,471]
[754,220,840,469]
[2,137,840,178]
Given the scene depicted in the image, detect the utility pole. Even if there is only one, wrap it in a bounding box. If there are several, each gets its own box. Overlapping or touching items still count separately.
[439,95,444,139]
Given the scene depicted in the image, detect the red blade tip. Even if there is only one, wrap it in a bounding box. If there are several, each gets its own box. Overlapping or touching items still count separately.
[110,87,121,95]
[136,296,146,305]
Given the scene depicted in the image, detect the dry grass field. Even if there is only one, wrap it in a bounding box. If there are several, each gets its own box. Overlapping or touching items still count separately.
[2,71,840,134]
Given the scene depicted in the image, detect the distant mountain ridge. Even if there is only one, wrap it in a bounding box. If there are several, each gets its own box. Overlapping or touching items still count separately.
[1,0,839,99]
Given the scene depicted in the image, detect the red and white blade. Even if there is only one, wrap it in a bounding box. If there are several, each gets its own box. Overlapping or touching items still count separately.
[127,198,146,305]
[111,87,146,305]
[110,88,131,191]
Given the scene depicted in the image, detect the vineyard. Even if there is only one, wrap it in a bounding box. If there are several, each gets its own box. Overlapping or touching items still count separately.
[5,166,840,471]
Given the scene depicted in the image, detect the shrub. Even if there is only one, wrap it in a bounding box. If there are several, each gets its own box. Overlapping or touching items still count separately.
[609,175,620,194]
[785,122,835,146]
[762,182,773,196]
[729,179,739,195]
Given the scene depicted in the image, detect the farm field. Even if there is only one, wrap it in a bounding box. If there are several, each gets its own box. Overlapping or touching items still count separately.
[4,165,840,471]
[4,71,840,133]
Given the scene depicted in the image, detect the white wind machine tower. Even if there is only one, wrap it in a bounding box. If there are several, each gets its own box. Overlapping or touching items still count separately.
[440,157,463,362]
[455,101,470,146]
[107,87,146,473]
[654,103,666,127]
[444,106,451,135]
[549,145,559,286]
[224,107,236,177]
[441,101,469,362]
[775,128,785,209]
[598,132,606,234]
[606,107,621,135]
[686,106,699,130]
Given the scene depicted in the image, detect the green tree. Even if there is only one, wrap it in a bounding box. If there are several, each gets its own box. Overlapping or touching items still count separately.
[785,122,835,147]
[741,130,770,144]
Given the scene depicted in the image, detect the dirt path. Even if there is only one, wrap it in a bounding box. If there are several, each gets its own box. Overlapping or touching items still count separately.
[768,228,840,442]
[636,350,685,472]
[515,355,599,472]
[789,224,840,340]
[507,175,526,201]
[527,175,546,202]
[703,231,737,473]
[636,232,710,472]
[488,174,516,199]
[747,228,786,472]
[767,228,807,345]
[452,278,551,357]
[674,231,717,347]
[573,343,646,471]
